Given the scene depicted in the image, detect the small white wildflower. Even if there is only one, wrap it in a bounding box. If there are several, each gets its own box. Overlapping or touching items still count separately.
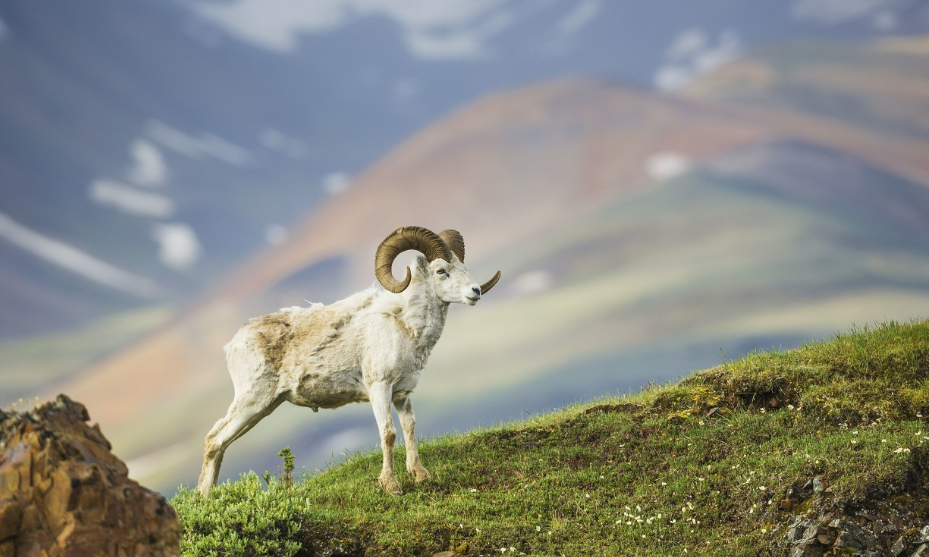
[851,440,858,444]
[661,481,667,486]
[536,526,541,532]
[759,486,766,491]
[470,488,478,493]
[787,404,795,410]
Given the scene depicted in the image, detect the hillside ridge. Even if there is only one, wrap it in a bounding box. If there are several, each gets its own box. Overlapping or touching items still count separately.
[173,319,929,557]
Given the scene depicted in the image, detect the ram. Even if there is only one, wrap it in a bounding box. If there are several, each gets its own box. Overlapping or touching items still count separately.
[197,226,501,496]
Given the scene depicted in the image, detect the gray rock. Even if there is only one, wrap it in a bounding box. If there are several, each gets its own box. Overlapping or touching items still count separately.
[812,477,825,494]
[835,529,865,550]
[892,534,911,556]
[787,518,821,544]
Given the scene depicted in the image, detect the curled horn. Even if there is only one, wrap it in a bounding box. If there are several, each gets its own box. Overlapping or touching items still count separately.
[375,226,452,293]
[438,229,466,262]
[438,229,501,295]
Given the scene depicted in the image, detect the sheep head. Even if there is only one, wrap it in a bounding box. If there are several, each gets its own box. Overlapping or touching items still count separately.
[375,226,501,303]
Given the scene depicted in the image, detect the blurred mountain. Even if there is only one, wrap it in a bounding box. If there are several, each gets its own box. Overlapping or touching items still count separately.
[0,0,334,337]
[684,36,929,143]
[2,0,926,339]
[26,36,929,493]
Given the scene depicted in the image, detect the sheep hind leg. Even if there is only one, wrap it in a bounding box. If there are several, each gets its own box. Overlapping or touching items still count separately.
[394,395,430,483]
[197,392,282,497]
[369,382,402,495]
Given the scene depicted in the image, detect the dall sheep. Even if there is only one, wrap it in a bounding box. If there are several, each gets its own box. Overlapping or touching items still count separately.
[197,226,501,496]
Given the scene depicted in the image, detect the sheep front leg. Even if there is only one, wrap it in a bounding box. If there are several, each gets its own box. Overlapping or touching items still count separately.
[369,382,402,495]
[394,395,430,482]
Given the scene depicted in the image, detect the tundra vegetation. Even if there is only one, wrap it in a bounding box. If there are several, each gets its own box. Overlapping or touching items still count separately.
[174,319,929,556]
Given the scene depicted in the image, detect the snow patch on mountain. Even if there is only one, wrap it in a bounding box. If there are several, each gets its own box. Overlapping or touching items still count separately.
[0,211,161,298]
[144,120,253,167]
[791,0,899,24]
[644,152,692,182]
[653,28,742,91]
[323,172,351,195]
[258,127,307,158]
[511,270,553,297]
[88,179,175,218]
[191,0,518,59]
[151,223,202,270]
[126,139,169,187]
[264,224,289,246]
[554,0,600,36]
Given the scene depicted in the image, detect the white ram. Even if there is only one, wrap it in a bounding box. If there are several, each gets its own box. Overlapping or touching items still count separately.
[197,226,501,496]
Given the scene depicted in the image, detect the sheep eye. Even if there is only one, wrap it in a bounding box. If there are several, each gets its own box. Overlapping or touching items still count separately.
[436,269,447,275]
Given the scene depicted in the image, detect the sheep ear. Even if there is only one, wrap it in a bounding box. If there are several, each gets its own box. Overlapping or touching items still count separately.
[438,229,465,263]
[415,254,430,277]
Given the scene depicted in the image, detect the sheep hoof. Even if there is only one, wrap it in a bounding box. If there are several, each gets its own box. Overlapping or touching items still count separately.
[378,475,403,495]
[410,464,431,483]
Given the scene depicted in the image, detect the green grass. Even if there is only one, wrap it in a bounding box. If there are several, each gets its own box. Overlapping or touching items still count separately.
[172,320,929,556]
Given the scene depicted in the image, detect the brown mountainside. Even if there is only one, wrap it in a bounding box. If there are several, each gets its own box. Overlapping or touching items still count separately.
[210,78,766,303]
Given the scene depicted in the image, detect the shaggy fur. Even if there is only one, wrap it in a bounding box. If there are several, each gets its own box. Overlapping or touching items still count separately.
[198,251,488,496]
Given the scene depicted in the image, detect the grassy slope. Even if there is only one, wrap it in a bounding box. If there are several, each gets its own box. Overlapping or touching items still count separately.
[146,158,929,495]
[173,320,929,556]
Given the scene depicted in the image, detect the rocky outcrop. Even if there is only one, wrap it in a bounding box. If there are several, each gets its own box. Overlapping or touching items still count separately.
[783,474,929,557]
[0,395,180,557]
